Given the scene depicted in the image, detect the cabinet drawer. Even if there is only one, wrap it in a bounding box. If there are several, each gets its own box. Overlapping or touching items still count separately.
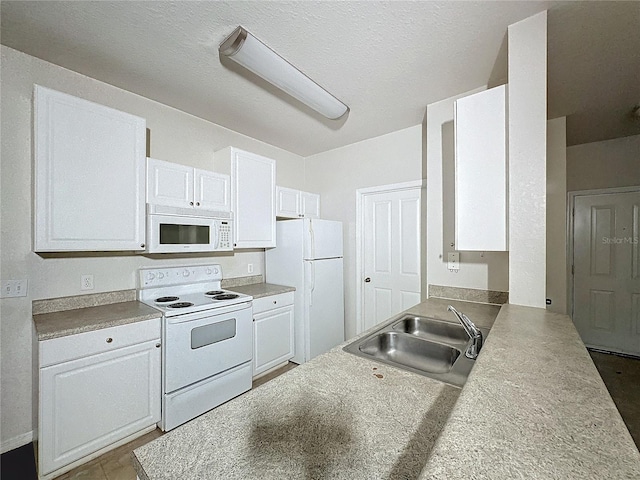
[252,291,294,315]
[40,317,161,368]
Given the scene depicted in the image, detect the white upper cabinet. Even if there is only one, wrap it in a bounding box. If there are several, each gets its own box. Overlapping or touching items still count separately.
[454,84,508,251]
[276,187,300,218]
[195,168,230,211]
[276,187,320,219]
[214,147,276,249]
[146,157,230,212]
[300,191,321,218]
[34,85,146,252]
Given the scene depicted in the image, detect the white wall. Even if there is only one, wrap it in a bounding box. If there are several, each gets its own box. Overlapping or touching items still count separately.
[507,11,547,308]
[567,135,640,192]
[304,126,423,339]
[425,89,509,293]
[546,117,567,314]
[0,46,304,450]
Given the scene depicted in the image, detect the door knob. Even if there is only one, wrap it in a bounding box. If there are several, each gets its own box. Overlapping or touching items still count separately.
[364,277,371,283]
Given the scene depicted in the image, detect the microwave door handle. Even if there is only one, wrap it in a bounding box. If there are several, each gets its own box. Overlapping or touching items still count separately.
[213,222,220,249]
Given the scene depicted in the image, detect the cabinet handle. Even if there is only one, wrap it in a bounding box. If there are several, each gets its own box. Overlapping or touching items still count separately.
[140,243,145,248]
[155,343,161,348]
[365,277,371,283]
[189,201,194,206]
[106,337,113,343]
[273,300,277,304]
[196,202,200,206]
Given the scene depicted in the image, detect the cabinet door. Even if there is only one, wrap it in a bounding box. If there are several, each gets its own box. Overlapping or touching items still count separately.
[276,186,300,218]
[39,339,160,475]
[232,150,276,248]
[300,192,320,218]
[253,305,294,376]
[34,86,146,251]
[194,169,230,211]
[454,85,507,251]
[147,157,194,208]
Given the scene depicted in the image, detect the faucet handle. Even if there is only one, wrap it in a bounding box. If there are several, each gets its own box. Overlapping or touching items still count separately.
[461,312,481,337]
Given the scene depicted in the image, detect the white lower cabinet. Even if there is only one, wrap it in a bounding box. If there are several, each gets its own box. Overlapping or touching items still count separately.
[253,292,295,376]
[38,318,161,479]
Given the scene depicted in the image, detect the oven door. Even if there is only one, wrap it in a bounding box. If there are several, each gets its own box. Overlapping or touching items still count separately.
[147,213,221,253]
[163,303,252,393]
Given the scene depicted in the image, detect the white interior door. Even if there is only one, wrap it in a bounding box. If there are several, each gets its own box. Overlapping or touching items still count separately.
[572,190,640,356]
[363,187,421,331]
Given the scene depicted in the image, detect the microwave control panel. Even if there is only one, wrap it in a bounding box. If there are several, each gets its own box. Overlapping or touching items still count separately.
[218,222,231,249]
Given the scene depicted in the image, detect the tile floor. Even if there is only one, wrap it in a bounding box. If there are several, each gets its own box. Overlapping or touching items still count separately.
[0,362,297,480]
[2,355,638,479]
[589,350,640,449]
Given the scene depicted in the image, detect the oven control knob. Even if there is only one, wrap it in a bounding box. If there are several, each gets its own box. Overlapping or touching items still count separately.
[146,272,156,281]
[205,268,212,275]
[158,272,164,279]
[183,269,190,277]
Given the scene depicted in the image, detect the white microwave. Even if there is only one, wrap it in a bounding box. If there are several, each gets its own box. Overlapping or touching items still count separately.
[146,204,233,253]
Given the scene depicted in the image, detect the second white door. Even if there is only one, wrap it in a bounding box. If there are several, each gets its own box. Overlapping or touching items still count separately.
[363,187,422,331]
[572,190,640,356]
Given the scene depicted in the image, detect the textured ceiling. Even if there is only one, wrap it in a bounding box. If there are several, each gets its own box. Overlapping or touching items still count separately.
[1,1,638,155]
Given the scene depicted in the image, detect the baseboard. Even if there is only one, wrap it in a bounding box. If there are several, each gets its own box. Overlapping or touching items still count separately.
[1,430,34,454]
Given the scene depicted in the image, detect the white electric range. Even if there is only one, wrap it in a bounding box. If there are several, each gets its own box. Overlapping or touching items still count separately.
[138,264,253,431]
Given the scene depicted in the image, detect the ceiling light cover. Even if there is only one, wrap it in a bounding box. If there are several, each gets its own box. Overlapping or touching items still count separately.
[219,26,349,120]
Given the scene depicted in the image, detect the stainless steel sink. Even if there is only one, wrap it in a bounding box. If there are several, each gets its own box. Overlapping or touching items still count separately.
[343,313,490,387]
[359,332,460,374]
[391,316,469,346]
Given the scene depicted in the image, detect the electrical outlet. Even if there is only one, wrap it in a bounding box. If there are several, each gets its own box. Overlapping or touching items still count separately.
[81,274,94,290]
[247,264,254,274]
[447,252,460,271]
[1,279,28,298]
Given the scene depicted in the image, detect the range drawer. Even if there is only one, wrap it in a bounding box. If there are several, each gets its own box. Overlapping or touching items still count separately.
[252,291,294,315]
[39,317,161,367]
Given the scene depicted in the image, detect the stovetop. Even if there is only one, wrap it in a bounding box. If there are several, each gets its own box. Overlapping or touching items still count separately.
[138,264,252,316]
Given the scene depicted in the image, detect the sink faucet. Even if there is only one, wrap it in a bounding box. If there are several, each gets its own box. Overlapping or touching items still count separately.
[447,305,483,359]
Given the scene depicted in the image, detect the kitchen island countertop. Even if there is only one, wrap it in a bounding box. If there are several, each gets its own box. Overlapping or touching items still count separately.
[132,298,640,479]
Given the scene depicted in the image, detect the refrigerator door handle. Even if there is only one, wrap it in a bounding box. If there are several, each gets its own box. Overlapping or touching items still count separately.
[308,220,315,259]
[309,261,315,306]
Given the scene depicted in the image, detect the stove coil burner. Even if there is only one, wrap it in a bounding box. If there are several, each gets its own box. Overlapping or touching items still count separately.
[204,290,225,296]
[212,294,239,301]
[167,302,194,309]
[155,296,179,303]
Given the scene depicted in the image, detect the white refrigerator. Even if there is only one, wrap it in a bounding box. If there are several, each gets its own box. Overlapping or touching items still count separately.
[266,218,345,364]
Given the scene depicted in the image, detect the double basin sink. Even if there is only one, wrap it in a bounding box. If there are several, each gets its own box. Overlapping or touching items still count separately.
[343,313,490,387]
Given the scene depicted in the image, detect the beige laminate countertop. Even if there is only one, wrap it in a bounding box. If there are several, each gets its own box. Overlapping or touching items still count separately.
[31,282,292,341]
[228,282,295,299]
[33,301,161,340]
[420,303,640,479]
[132,298,640,479]
[131,299,498,480]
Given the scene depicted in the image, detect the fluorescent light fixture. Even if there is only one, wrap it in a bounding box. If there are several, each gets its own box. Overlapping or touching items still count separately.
[219,26,349,120]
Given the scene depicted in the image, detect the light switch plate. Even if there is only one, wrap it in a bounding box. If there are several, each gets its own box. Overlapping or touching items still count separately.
[2,279,28,298]
[447,252,460,271]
